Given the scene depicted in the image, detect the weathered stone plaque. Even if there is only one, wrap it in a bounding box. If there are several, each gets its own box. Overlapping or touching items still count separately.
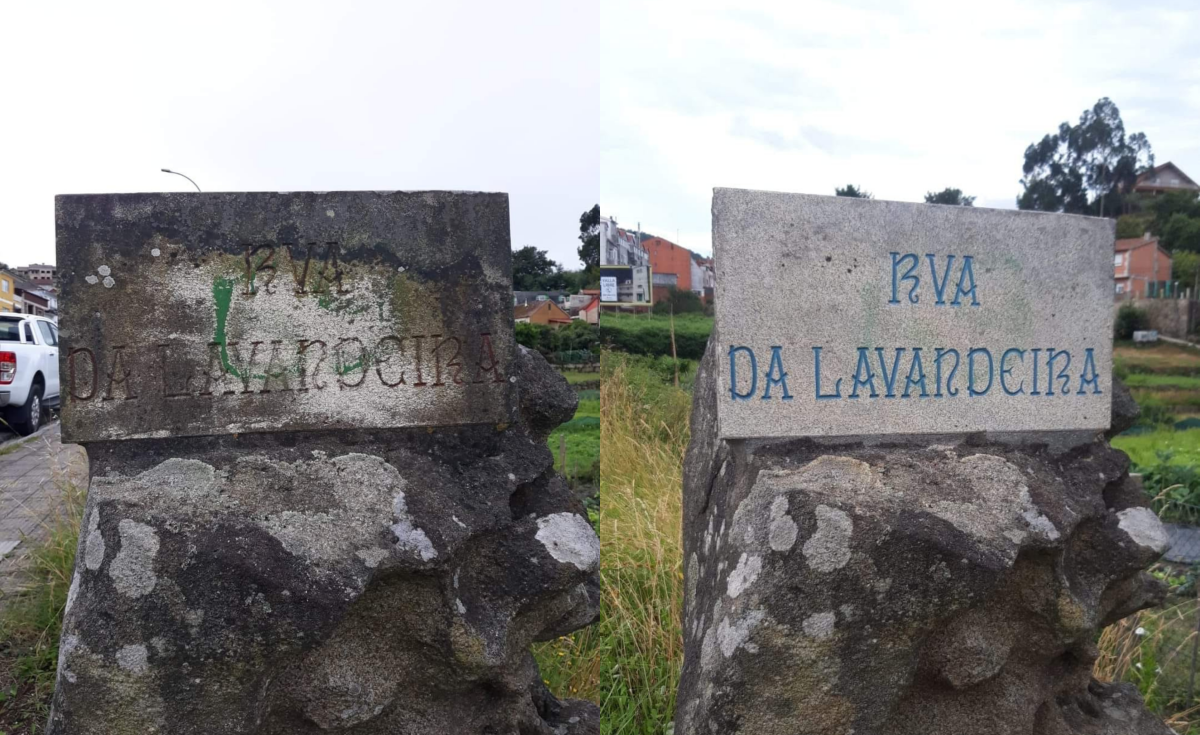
[713,188,1114,439]
[56,191,516,442]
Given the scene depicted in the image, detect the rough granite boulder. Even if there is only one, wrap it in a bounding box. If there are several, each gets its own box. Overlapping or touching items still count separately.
[49,346,600,735]
[677,338,1173,735]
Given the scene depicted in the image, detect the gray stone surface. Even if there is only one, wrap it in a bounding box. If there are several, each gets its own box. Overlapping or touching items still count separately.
[49,346,599,734]
[712,189,1115,439]
[678,340,1171,735]
[56,191,517,442]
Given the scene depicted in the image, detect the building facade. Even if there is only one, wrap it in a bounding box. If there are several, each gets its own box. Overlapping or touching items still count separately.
[600,217,649,267]
[1115,234,1173,298]
[15,263,56,286]
[642,236,715,303]
[0,271,14,313]
[514,299,573,327]
[1133,162,1200,196]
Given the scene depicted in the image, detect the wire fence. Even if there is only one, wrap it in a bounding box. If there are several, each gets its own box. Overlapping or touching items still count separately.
[548,349,600,372]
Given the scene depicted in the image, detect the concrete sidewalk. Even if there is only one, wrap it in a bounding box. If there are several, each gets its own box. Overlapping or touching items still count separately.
[0,423,88,602]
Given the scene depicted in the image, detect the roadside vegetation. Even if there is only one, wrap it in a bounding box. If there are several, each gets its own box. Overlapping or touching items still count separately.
[0,477,84,734]
[1099,338,1200,731]
[599,313,712,362]
[535,353,689,734]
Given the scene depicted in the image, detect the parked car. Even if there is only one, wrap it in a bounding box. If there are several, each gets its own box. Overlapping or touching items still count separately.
[0,314,60,435]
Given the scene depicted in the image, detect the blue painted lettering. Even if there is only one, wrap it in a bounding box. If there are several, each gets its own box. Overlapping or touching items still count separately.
[934,348,960,397]
[813,347,843,400]
[1047,349,1071,397]
[729,345,757,401]
[1077,348,1101,395]
[902,347,928,398]
[890,252,920,305]
[950,255,979,306]
[763,346,793,400]
[967,348,993,396]
[849,347,879,398]
[875,347,906,398]
[1000,348,1025,395]
[1030,348,1042,395]
[926,254,955,305]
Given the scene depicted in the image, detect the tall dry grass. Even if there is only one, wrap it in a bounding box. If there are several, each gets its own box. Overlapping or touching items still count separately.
[1095,597,1200,733]
[0,438,87,732]
[535,352,691,734]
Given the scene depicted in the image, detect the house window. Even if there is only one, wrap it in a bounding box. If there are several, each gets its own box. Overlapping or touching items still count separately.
[0,281,7,293]
[1114,253,1123,267]
[1116,283,1125,294]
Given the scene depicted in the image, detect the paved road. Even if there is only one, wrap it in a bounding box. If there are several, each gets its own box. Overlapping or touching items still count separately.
[0,423,88,602]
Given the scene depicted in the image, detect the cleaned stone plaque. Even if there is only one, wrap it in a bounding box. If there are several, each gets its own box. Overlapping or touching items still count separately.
[57,191,516,442]
[713,188,1114,439]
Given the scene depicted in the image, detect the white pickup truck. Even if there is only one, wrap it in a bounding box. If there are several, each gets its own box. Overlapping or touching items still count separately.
[0,314,60,435]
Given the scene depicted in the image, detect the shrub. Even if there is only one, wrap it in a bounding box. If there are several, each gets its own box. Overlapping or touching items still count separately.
[662,287,706,315]
[516,320,599,356]
[599,314,713,360]
[1115,303,1150,340]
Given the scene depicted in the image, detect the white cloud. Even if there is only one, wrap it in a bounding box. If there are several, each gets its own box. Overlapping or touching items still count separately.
[601,0,1200,256]
[0,0,597,269]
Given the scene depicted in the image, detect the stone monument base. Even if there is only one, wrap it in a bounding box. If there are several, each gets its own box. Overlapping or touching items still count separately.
[50,349,600,735]
[678,341,1172,735]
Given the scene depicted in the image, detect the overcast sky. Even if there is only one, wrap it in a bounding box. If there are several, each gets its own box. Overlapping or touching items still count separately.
[1,1,596,269]
[601,0,1200,256]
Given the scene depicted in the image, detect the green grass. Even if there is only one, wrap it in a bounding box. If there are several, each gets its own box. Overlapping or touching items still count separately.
[0,479,85,734]
[536,352,689,734]
[547,398,600,485]
[600,313,713,360]
[559,370,602,385]
[1124,374,1200,390]
[1115,341,1200,377]
[1112,428,1200,469]
[0,436,34,459]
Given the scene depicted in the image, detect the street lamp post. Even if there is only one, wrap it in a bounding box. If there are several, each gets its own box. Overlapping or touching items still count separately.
[161,168,201,192]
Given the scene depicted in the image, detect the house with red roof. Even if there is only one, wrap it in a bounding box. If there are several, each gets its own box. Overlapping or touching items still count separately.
[1132,162,1200,196]
[1115,233,1172,298]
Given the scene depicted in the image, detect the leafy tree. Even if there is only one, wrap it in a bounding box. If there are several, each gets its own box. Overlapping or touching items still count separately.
[835,184,872,199]
[577,205,600,287]
[1163,213,1200,253]
[1172,251,1200,293]
[924,188,975,206]
[1017,98,1153,217]
[662,287,706,315]
[512,246,573,291]
[1153,190,1200,219]
[1116,214,1154,239]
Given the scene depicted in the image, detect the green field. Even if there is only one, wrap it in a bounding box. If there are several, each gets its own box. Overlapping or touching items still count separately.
[1116,343,1200,423]
[547,397,600,487]
[559,370,602,385]
[599,313,713,361]
[1112,428,1200,469]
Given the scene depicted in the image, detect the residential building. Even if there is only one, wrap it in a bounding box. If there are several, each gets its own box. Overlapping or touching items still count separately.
[696,256,716,302]
[15,263,56,286]
[0,271,14,313]
[600,217,649,267]
[1115,233,1172,298]
[1132,162,1200,196]
[568,294,600,325]
[12,276,51,316]
[642,236,714,303]
[513,290,569,307]
[514,299,573,327]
